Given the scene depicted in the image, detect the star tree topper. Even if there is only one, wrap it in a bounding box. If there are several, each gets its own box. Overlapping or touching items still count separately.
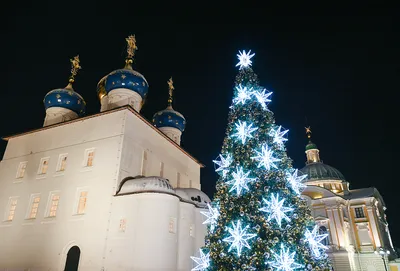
[200,203,220,232]
[223,220,257,257]
[232,121,258,144]
[304,225,329,259]
[191,249,210,271]
[259,193,293,228]
[227,167,257,196]
[236,50,255,69]
[267,243,303,271]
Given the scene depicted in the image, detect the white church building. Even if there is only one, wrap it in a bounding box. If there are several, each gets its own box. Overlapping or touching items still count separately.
[300,128,397,271]
[0,36,210,271]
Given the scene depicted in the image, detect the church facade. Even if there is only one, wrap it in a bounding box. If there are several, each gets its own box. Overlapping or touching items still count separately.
[300,128,397,271]
[0,36,210,271]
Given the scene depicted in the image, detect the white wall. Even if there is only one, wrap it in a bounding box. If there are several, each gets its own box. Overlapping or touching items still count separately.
[0,108,206,270]
[0,111,124,269]
[105,193,180,271]
[118,110,201,190]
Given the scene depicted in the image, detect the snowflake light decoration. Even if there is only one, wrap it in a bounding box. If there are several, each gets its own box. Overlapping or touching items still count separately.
[232,121,258,144]
[227,167,256,196]
[251,144,281,170]
[267,243,303,271]
[200,203,220,232]
[286,169,307,195]
[191,249,211,271]
[233,85,253,105]
[304,225,329,259]
[270,126,289,147]
[253,89,272,110]
[223,220,257,257]
[236,50,255,69]
[259,193,293,228]
[213,153,233,178]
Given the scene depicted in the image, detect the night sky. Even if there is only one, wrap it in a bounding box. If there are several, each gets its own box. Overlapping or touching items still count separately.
[2,7,399,248]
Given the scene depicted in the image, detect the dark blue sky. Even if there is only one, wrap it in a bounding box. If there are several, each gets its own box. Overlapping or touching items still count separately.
[2,5,399,247]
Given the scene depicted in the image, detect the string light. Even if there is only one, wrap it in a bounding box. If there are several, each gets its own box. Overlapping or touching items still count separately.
[191,249,211,271]
[259,193,293,228]
[304,225,329,259]
[213,153,233,178]
[223,220,257,257]
[251,144,281,170]
[226,167,257,196]
[232,121,258,144]
[200,203,220,232]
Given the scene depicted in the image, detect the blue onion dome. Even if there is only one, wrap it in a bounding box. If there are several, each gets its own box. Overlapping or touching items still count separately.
[152,77,186,132]
[153,105,186,132]
[44,55,86,116]
[96,75,107,100]
[100,35,149,100]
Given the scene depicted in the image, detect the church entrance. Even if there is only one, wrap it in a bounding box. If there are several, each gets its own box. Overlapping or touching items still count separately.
[64,246,81,271]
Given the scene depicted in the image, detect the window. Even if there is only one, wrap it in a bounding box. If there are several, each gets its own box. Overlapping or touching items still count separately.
[77,191,88,214]
[47,193,60,217]
[169,217,177,233]
[141,150,147,176]
[119,218,127,232]
[319,226,330,246]
[57,154,68,172]
[5,197,18,221]
[38,157,50,175]
[85,149,95,167]
[28,195,41,219]
[160,162,164,177]
[16,161,27,178]
[354,207,365,218]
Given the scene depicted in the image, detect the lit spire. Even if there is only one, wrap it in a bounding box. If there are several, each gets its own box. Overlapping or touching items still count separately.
[66,55,81,90]
[167,77,174,107]
[125,35,138,68]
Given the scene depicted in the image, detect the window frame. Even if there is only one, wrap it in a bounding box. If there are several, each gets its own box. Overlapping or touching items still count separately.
[83,148,95,167]
[45,191,60,218]
[4,196,19,222]
[16,161,28,179]
[37,157,50,175]
[26,193,41,219]
[56,153,68,172]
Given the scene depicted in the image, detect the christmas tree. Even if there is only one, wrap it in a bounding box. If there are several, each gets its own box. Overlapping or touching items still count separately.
[191,51,332,271]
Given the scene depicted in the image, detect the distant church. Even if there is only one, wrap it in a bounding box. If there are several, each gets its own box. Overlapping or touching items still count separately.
[300,128,398,271]
[0,36,210,270]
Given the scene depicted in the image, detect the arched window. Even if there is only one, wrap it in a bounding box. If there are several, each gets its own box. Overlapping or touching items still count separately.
[64,246,81,271]
[319,226,330,246]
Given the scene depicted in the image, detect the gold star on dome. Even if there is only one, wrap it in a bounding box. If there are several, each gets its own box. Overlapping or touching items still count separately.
[121,74,126,79]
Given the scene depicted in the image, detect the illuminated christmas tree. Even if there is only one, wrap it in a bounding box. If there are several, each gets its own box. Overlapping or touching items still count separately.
[191,51,332,270]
